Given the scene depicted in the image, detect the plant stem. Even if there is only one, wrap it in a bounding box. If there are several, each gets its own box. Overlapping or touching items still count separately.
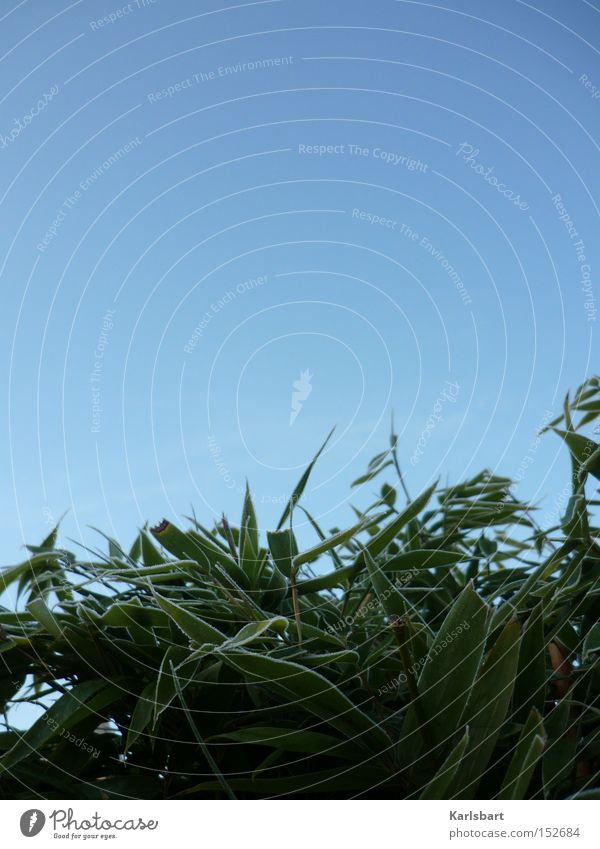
[221,514,238,562]
[290,569,303,644]
[170,662,236,800]
[390,617,432,747]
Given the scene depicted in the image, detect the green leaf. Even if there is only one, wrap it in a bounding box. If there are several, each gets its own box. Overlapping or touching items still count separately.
[276,428,335,529]
[340,481,439,597]
[0,670,26,706]
[267,529,298,578]
[125,681,156,750]
[499,708,546,799]
[0,553,67,591]
[351,460,393,486]
[583,623,600,655]
[381,483,397,507]
[261,561,288,608]
[153,593,227,646]
[297,507,344,569]
[128,532,142,562]
[300,649,359,667]
[364,480,438,560]
[141,531,165,566]
[562,486,590,542]
[514,602,547,722]
[174,765,391,797]
[150,520,204,560]
[26,597,64,639]
[490,541,575,631]
[296,622,345,649]
[453,619,521,798]
[241,482,259,554]
[296,564,355,595]
[0,680,120,773]
[543,737,577,799]
[211,726,359,759]
[153,646,189,724]
[170,662,236,800]
[221,617,288,649]
[293,518,367,569]
[542,699,576,798]
[420,728,469,799]
[553,429,600,480]
[239,483,260,579]
[106,560,198,583]
[219,650,390,751]
[152,520,249,588]
[364,549,409,619]
[384,549,468,571]
[210,562,265,617]
[401,582,489,759]
[101,599,168,629]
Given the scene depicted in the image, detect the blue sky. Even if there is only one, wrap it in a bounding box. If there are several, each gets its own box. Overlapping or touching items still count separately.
[0,0,598,565]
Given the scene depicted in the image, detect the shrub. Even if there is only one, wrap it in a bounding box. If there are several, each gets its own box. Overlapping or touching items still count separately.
[1,379,599,799]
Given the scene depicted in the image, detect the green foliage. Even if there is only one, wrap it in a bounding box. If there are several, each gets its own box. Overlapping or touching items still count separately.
[0,381,599,799]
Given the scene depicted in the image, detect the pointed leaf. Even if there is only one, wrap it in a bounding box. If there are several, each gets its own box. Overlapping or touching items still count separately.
[453,619,521,797]
[514,602,547,722]
[499,708,546,799]
[222,617,288,649]
[125,681,156,750]
[153,593,227,645]
[277,428,335,529]
[401,583,489,759]
[293,518,367,569]
[219,650,390,751]
[267,529,298,578]
[0,680,120,773]
[420,728,469,799]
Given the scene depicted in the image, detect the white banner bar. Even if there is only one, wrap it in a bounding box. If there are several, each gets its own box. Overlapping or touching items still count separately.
[0,799,598,848]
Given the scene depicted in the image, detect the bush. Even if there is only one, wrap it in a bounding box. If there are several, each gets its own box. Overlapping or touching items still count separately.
[1,379,599,799]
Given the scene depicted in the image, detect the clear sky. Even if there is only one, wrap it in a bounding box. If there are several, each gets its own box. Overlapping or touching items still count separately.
[0,0,598,565]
